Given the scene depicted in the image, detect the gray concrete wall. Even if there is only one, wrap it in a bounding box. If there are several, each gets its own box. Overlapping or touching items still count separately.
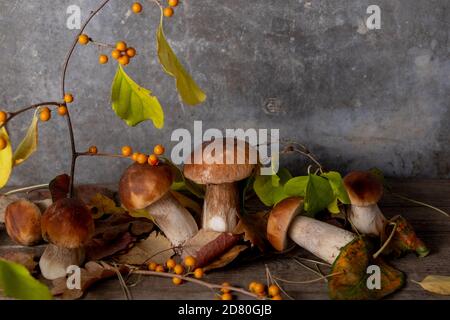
[1,0,449,187]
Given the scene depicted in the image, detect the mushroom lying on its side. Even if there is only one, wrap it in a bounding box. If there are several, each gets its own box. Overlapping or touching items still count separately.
[267,197,404,299]
[184,139,256,232]
[39,198,94,280]
[5,199,42,246]
[119,163,198,246]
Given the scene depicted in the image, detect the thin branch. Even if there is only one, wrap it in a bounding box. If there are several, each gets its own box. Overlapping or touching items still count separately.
[76,152,129,159]
[373,221,398,259]
[0,102,60,129]
[131,269,263,300]
[391,193,449,218]
[273,271,343,284]
[3,184,49,196]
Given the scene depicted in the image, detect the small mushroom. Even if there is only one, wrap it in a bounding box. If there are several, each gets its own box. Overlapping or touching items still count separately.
[267,197,355,263]
[39,198,94,280]
[183,138,256,232]
[343,171,386,236]
[119,163,198,246]
[5,199,42,246]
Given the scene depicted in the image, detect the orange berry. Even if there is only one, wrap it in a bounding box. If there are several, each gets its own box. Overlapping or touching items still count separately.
[116,41,127,52]
[39,107,51,122]
[99,54,109,64]
[111,49,121,60]
[268,284,280,297]
[0,137,7,151]
[57,105,68,116]
[272,294,282,300]
[118,55,130,66]
[172,277,183,285]
[194,268,204,279]
[126,47,137,58]
[166,258,176,270]
[249,281,257,292]
[0,111,7,123]
[148,262,157,271]
[78,34,89,45]
[221,282,231,293]
[122,146,132,157]
[253,283,265,294]
[131,152,139,162]
[88,146,98,154]
[153,144,165,155]
[155,265,165,272]
[163,7,174,17]
[131,2,143,14]
[168,0,179,7]
[136,153,148,164]
[148,154,159,166]
[64,93,74,104]
[184,256,196,268]
[173,264,184,275]
[221,293,233,300]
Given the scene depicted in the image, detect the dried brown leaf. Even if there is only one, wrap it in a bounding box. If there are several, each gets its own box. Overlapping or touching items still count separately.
[0,251,37,272]
[204,244,248,272]
[85,232,136,261]
[115,231,174,265]
[234,211,268,252]
[416,275,450,295]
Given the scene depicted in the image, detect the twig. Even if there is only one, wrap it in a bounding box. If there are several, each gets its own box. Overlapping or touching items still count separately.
[131,269,262,300]
[294,257,332,267]
[373,221,398,259]
[76,152,128,159]
[3,184,49,196]
[292,258,327,282]
[0,102,61,129]
[265,265,294,300]
[112,263,133,300]
[391,193,449,218]
[273,271,343,284]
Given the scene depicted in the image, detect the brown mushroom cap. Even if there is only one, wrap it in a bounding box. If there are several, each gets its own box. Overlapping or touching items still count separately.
[267,197,304,251]
[343,171,383,206]
[41,198,94,249]
[183,138,256,185]
[5,199,42,246]
[119,163,174,211]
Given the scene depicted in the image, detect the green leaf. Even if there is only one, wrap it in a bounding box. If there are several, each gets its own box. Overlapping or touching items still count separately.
[0,259,52,300]
[13,110,39,166]
[164,158,204,198]
[0,127,13,189]
[253,168,292,207]
[304,174,335,216]
[157,11,206,106]
[111,65,164,128]
[321,171,350,204]
[284,176,309,197]
[327,197,340,214]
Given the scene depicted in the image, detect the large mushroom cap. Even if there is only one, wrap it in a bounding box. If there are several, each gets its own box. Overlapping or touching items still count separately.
[119,163,174,211]
[183,138,257,185]
[343,171,383,206]
[267,197,304,251]
[41,198,94,249]
[5,199,42,246]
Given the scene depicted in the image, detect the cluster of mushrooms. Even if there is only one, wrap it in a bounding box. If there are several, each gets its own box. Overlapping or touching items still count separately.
[3,138,427,299]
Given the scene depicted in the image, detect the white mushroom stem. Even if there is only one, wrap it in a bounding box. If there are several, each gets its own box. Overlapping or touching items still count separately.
[288,216,356,264]
[348,204,387,236]
[39,244,85,280]
[146,192,198,246]
[203,183,239,232]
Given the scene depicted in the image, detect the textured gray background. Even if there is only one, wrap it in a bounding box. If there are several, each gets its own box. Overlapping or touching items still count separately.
[0,0,449,187]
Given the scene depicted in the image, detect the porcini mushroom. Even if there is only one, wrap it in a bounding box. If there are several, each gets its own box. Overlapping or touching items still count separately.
[39,198,94,280]
[183,138,256,232]
[267,197,405,299]
[5,199,42,246]
[267,197,355,263]
[119,163,198,246]
[343,171,386,236]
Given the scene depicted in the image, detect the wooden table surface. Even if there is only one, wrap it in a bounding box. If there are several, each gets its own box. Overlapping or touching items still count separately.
[1,179,449,300]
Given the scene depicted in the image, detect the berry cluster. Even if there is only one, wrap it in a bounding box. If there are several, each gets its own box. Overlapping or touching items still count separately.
[123,144,165,166]
[248,282,282,300]
[111,41,137,66]
[164,0,179,18]
[148,255,202,285]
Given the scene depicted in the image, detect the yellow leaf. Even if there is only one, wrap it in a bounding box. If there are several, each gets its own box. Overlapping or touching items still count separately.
[416,275,450,295]
[88,193,125,219]
[13,110,39,166]
[0,127,13,189]
[157,10,206,106]
[111,65,164,128]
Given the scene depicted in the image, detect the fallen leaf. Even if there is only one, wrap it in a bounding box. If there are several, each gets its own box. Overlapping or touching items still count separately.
[204,245,248,272]
[415,275,450,295]
[85,232,136,261]
[94,215,153,240]
[234,211,268,252]
[115,231,174,265]
[0,251,37,273]
[182,229,241,268]
[52,261,129,300]
[0,127,13,189]
[88,193,125,219]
